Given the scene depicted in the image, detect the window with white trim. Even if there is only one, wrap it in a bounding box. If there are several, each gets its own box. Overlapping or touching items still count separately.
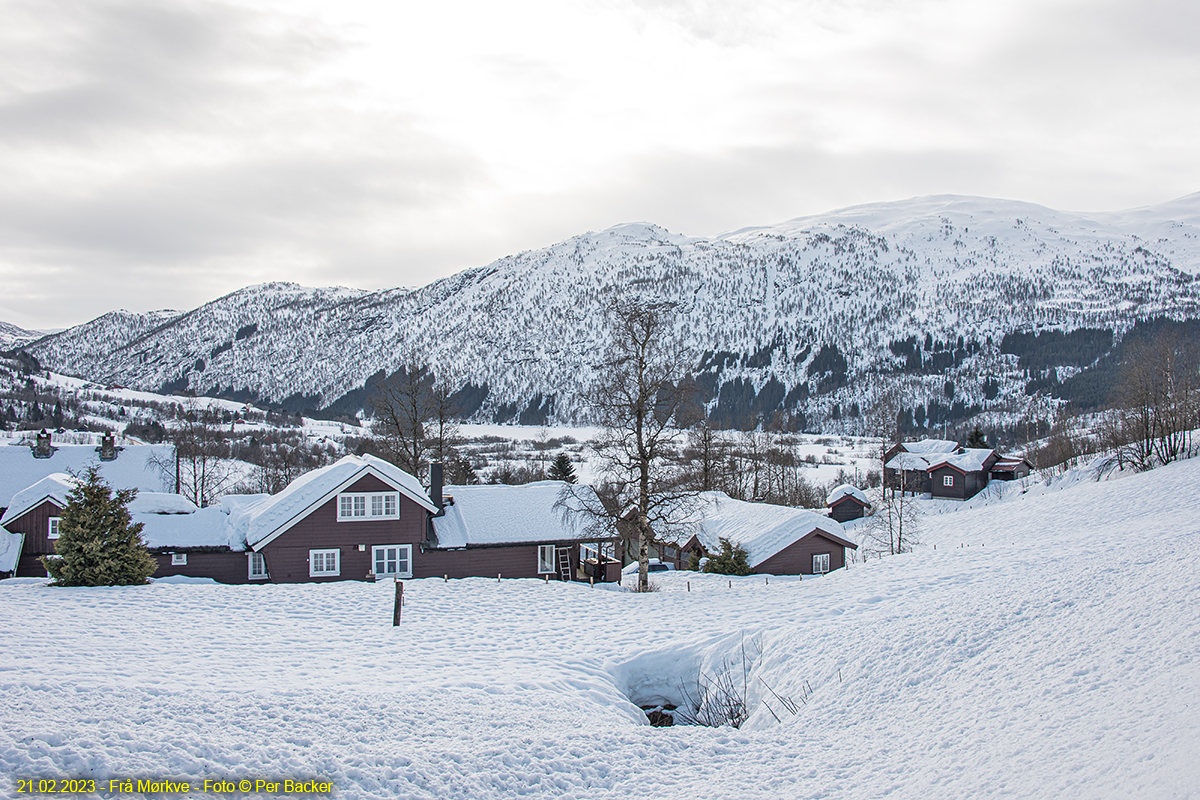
[943,475,954,487]
[309,548,340,577]
[48,517,61,539]
[538,544,556,574]
[372,544,412,578]
[171,553,187,565]
[337,492,399,521]
[248,552,268,580]
[813,553,830,574]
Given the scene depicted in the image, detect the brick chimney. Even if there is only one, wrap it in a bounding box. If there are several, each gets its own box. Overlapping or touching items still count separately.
[34,429,52,459]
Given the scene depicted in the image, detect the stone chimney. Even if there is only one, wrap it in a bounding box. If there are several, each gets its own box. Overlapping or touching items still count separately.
[99,432,118,461]
[34,429,52,459]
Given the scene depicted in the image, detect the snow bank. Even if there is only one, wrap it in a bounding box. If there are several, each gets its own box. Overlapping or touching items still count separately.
[1,457,1197,798]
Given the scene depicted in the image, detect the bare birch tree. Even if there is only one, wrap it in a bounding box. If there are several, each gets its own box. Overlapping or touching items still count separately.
[1106,331,1198,470]
[559,298,701,592]
[370,354,440,477]
[151,400,233,507]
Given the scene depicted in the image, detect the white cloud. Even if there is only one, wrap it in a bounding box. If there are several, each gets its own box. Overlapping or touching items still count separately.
[0,0,1198,328]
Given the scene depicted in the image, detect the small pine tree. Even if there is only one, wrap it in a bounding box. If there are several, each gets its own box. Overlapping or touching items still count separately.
[687,549,702,571]
[41,465,157,586]
[966,425,987,448]
[701,537,751,576]
[547,452,577,483]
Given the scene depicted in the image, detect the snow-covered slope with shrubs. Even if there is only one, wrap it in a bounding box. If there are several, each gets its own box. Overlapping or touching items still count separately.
[0,320,43,350]
[27,193,1200,422]
[1,454,1197,798]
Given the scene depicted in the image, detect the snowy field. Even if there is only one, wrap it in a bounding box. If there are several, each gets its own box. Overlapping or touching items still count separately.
[2,458,1199,798]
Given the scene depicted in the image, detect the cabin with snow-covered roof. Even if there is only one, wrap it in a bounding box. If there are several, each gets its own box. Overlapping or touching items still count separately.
[927,448,999,500]
[884,439,960,495]
[0,473,76,577]
[990,455,1033,481]
[1,453,622,585]
[425,479,621,582]
[237,453,437,583]
[670,492,858,576]
[826,484,871,522]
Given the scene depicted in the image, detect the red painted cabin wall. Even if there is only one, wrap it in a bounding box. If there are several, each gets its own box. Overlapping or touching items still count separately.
[6,499,64,577]
[150,551,256,584]
[259,474,428,583]
[752,531,848,575]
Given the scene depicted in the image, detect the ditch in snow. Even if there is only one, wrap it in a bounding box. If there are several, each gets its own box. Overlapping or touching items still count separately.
[613,633,810,729]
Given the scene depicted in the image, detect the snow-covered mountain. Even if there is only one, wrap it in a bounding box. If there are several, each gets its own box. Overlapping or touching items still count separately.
[0,321,46,351]
[26,193,1200,426]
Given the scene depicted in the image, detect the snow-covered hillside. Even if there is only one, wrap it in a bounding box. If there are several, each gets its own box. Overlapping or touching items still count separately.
[25,193,1200,424]
[0,320,43,350]
[1,455,1197,798]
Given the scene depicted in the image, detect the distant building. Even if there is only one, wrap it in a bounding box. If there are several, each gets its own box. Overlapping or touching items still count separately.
[927,448,999,501]
[666,492,858,576]
[826,484,871,522]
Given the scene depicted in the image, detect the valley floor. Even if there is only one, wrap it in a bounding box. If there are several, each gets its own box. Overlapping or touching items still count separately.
[2,458,1198,799]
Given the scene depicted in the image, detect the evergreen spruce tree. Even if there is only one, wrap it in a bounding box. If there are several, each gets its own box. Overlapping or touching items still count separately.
[966,425,987,448]
[41,465,157,586]
[548,452,577,483]
[701,537,751,576]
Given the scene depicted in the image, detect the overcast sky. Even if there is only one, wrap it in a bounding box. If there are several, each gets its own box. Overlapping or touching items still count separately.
[2,0,1199,329]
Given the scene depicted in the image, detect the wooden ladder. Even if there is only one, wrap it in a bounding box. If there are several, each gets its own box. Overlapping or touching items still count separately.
[556,546,572,582]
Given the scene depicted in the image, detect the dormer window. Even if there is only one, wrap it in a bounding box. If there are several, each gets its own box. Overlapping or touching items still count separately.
[337,492,399,521]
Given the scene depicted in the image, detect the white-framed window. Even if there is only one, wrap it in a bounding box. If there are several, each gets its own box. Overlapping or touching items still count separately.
[337,492,399,521]
[309,548,340,577]
[171,553,187,565]
[538,544,556,574]
[813,553,830,574]
[248,552,268,580]
[942,475,954,487]
[372,544,412,578]
[48,517,61,539]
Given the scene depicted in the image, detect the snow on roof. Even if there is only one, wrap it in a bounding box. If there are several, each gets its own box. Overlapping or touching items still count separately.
[134,505,245,550]
[827,484,871,507]
[0,443,170,510]
[692,492,854,568]
[0,529,23,572]
[244,454,435,548]
[886,452,933,471]
[898,439,960,455]
[129,492,198,515]
[992,455,1032,470]
[1,473,77,525]
[930,448,995,473]
[432,481,602,548]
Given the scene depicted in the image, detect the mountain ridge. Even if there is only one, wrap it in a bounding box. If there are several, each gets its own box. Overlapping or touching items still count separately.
[23,192,1200,427]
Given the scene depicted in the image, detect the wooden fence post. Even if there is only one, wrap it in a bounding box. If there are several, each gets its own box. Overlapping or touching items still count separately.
[392,579,404,627]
